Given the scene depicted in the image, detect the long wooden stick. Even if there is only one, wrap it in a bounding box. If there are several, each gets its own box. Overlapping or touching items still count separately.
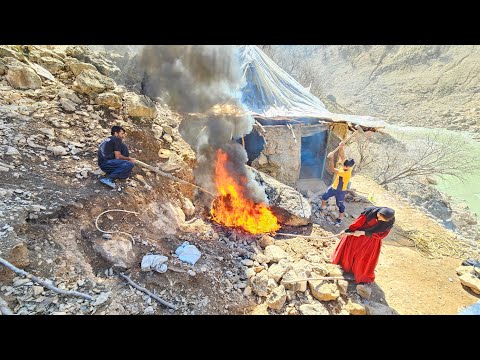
[119,273,177,310]
[255,120,267,134]
[135,160,216,197]
[275,232,341,239]
[0,256,94,301]
[282,276,345,284]
[330,130,358,156]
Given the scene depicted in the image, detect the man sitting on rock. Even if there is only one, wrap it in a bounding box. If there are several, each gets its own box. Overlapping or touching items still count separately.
[97,125,136,189]
[320,143,355,226]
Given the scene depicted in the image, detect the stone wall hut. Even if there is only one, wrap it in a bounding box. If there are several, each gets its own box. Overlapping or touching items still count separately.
[238,45,386,188]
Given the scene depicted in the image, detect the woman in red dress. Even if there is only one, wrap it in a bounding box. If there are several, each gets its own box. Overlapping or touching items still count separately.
[331,206,395,284]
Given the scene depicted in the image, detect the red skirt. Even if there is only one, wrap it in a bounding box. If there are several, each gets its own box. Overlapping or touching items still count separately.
[331,234,382,283]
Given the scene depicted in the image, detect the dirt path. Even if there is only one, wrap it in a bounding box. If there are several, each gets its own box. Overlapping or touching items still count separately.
[351,175,480,314]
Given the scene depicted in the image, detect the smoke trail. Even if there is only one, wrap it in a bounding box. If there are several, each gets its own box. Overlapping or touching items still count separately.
[139,45,267,203]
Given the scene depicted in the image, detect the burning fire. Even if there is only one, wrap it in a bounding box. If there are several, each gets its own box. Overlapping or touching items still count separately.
[210,149,280,234]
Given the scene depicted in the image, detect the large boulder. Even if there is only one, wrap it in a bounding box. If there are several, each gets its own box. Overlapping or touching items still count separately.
[0,46,24,61]
[309,281,340,301]
[72,69,116,96]
[95,92,122,108]
[249,167,311,226]
[65,57,97,76]
[28,62,55,81]
[38,57,65,74]
[93,237,136,269]
[125,93,157,119]
[6,65,42,89]
[66,45,121,79]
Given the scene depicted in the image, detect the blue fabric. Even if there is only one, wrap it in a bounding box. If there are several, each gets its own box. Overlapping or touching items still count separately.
[321,186,346,213]
[458,301,480,315]
[100,159,134,180]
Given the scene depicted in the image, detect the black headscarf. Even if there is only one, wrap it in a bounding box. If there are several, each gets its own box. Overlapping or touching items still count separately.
[345,206,395,236]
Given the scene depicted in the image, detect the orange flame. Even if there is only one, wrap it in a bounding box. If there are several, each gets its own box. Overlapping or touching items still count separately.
[210,149,280,234]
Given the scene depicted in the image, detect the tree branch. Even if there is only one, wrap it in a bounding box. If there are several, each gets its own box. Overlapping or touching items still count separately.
[119,273,177,310]
[0,256,93,301]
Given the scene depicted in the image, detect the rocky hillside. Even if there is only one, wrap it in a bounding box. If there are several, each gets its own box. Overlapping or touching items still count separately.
[0,45,405,315]
[311,45,480,134]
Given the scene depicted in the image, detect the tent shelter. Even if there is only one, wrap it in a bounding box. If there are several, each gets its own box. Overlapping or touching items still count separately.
[238,45,385,188]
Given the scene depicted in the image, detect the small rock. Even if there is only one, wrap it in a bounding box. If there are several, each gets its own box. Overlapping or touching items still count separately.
[250,270,269,297]
[39,128,55,138]
[264,245,289,263]
[187,270,196,276]
[163,125,173,135]
[255,253,271,264]
[241,259,254,266]
[5,146,20,156]
[163,134,173,143]
[266,285,287,310]
[33,286,44,296]
[365,301,399,315]
[258,234,275,249]
[456,265,474,276]
[94,291,111,306]
[345,300,366,315]
[459,273,480,294]
[143,306,155,315]
[235,282,247,289]
[337,280,348,295]
[299,303,329,315]
[325,263,343,277]
[243,286,252,296]
[257,153,268,166]
[245,267,256,278]
[181,198,196,217]
[268,260,292,282]
[47,145,68,156]
[356,284,372,299]
[60,98,77,112]
[158,149,171,159]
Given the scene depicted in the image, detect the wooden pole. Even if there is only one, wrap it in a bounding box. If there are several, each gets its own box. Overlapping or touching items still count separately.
[135,160,216,197]
[282,276,345,284]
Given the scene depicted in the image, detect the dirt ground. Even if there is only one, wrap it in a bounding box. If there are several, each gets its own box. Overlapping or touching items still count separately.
[299,175,480,314]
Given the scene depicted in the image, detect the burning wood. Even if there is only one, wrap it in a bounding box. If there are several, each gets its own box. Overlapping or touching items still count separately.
[210,149,280,234]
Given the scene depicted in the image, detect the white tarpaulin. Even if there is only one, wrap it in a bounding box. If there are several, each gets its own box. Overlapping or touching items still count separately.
[238,45,386,128]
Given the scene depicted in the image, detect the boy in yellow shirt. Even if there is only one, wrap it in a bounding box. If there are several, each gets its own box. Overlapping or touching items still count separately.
[320,143,355,226]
